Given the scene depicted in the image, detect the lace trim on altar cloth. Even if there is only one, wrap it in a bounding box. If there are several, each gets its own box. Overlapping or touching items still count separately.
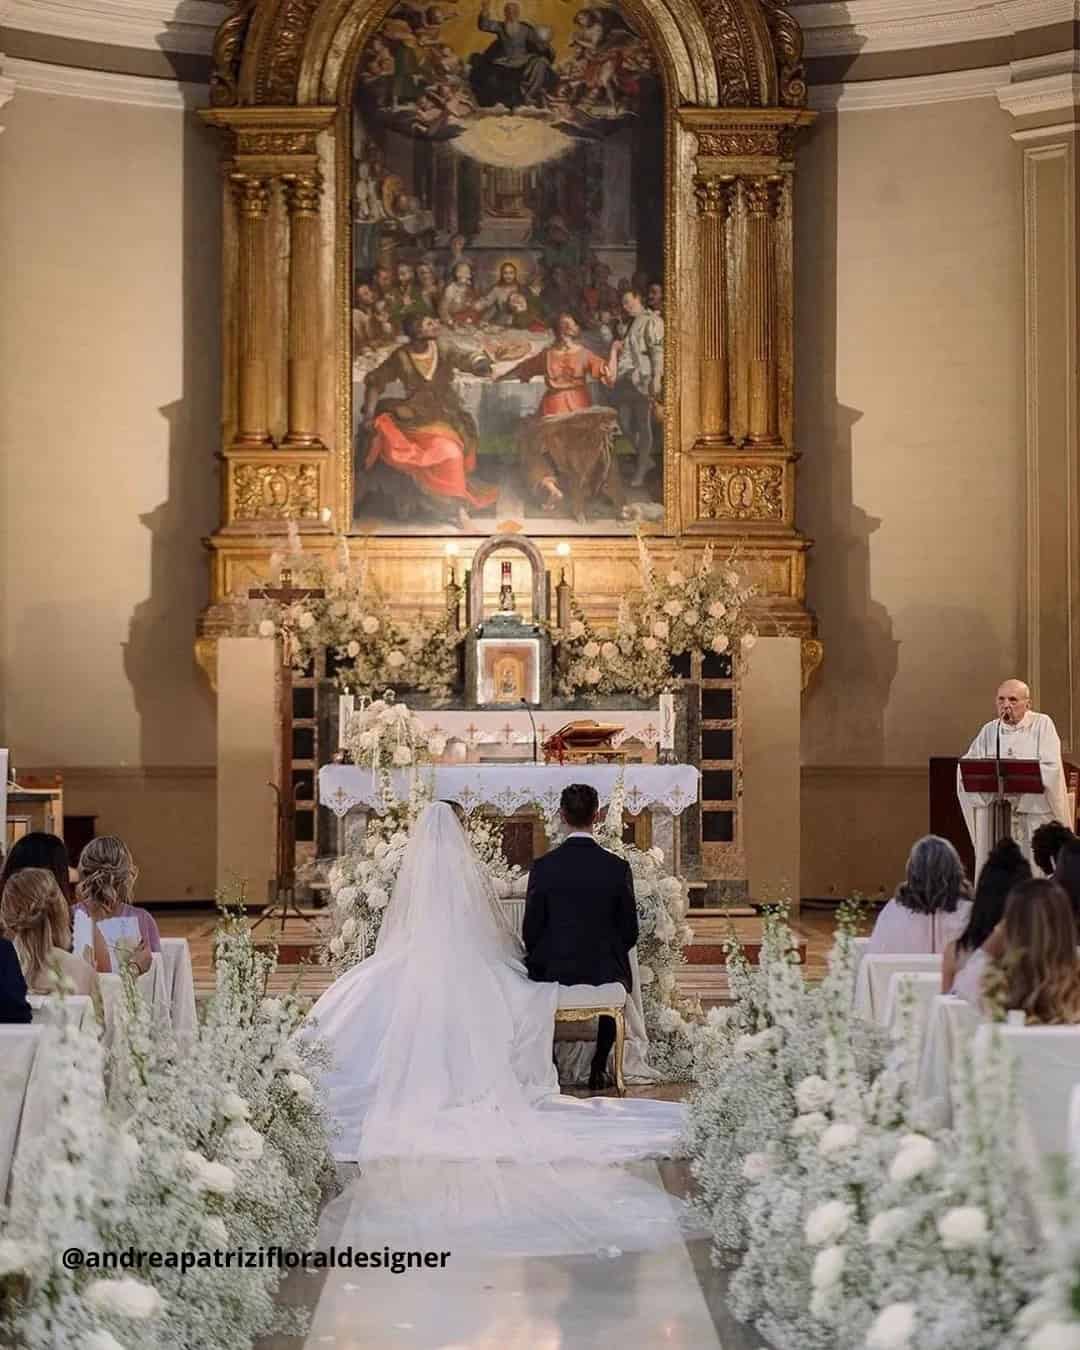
[318,765,701,818]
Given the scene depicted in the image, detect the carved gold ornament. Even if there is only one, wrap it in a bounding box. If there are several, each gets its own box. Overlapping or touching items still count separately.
[698,464,784,520]
[233,463,320,521]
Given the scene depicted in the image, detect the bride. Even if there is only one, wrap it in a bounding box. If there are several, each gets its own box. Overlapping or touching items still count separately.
[299,801,686,1168]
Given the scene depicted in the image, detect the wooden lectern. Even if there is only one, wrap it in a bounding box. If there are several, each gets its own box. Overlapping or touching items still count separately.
[958,757,1044,845]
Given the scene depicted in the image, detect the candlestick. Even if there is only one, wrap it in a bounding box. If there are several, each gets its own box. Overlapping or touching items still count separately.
[338,693,355,751]
[463,569,472,627]
[659,692,675,753]
[555,567,571,631]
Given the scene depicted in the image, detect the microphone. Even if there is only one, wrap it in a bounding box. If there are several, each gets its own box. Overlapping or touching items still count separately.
[521,698,538,765]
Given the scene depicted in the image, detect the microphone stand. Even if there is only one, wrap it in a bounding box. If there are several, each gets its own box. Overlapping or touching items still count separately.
[991,715,1012,843]
[521,698,539,765]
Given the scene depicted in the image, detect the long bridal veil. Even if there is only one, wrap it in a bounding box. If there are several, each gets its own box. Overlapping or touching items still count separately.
[304,801,694,1257]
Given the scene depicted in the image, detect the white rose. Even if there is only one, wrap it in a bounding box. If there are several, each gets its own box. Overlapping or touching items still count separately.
[346,640,361,657]
[711,634,730,654]
[666,569,685,587]
[584,667,602,685]
[741,632,757,651]
[707,601,727,620]
[286,1071,315,1103]
[811,1244,845,1290]
[638,964,655,986]
[642,636,659,653]
[336,884,359,907]
[683,608,700,627]
[358,730,378,751]
[889,1133,938,1183]
[817,1122,858,1156]
[938,1206,989,1250]
[869,1207,912,1246]
[658,1006,683,1035]
[275,1046,303,1074]
[724,569,740,588]
[583,640,600,659]
[361,615,380,634]
[652,620,670,639]
[790,1111,828,1139]
[329,936,344,957]
[866,1303,916,1350]
[258,619,276,638]
[601,641,618,661]
[663,599,684,617]
[219,1090,250,1122]
[741,1151,771,1182]
[341,917,357,941]
[794,1075,833,1114]
[659,876,685,911]
[298,611,316,631]
[367,886,390,910]
[569,619,586,639]
[804,1200,850,1247]
[648,846,664,864]
[654,910,677,943]
[392,745,413,766]
[387,650,407,669]
[224,1121,265,1162]
[658,969,677,995]
[85,1331,126,1350]
[1028,1325,1080,1350]
[86,1277,162,1320]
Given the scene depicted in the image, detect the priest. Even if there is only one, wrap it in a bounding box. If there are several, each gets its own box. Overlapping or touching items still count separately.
[957,678,1071,876]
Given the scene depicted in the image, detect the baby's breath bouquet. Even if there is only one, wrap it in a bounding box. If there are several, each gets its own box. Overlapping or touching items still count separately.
[343,693,442,770]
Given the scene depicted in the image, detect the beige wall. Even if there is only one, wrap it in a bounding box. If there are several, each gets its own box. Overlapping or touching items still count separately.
[0,88,221,898]
[795,96,1026,896]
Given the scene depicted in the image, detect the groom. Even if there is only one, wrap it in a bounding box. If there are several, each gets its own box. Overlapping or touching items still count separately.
[523,783,638,1090]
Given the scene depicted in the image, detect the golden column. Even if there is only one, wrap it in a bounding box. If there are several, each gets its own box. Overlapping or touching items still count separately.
[281,169,324,449]
[743,174,783,447]
[694,175,736,446]
[229,171,274,447]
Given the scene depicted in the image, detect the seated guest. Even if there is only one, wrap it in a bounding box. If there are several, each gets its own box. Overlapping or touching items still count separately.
[0,935,32,1022]
[0,831,109,969]
[866,835,973,956]
[1033,819,1076,877]
[975,879,1080,1023]
[1,867,98,997]
[942,838,1030,994]
[76,835,158,974]
[1054,838,1080,931]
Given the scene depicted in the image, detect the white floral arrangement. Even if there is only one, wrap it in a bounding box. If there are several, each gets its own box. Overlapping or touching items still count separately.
[553,536,757,700]
[343,693,443,771]
[0,902,337,1350]
[251,527,460,702]
[1014,1148,1080,1348]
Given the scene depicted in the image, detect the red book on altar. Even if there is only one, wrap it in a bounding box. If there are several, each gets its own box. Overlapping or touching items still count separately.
[958,759,1045,795]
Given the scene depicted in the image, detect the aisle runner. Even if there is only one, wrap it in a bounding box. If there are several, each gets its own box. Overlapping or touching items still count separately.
[303,1161,721,1350]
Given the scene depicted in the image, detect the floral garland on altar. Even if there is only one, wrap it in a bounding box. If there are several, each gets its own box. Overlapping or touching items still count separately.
[553,538,758,700]
[343,694,444,770]
[0,905,336,1350]
[249,526,460,702]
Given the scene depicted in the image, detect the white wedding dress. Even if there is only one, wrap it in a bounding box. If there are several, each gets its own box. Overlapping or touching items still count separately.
[299,802,691,1256]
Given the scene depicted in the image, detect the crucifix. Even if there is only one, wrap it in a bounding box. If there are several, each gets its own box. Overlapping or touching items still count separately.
[249,566,325,931]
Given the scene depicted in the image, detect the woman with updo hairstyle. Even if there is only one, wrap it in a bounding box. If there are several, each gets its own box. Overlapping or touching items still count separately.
[1,867,98,996]
[0,831,109,969]
[76,835,158,974]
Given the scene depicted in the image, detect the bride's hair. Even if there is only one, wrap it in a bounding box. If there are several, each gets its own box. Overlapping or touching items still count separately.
[439,799,467,826]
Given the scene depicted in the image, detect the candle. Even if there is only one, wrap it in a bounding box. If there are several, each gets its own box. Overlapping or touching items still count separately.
[555,568,571,631]
[659,692,675,752]
[338,694,355,750]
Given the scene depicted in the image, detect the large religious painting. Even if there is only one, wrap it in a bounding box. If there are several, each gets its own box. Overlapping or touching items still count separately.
[350,0,665,534]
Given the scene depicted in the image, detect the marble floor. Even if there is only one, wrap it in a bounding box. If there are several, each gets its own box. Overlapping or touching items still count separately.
[256,1160,758,1350]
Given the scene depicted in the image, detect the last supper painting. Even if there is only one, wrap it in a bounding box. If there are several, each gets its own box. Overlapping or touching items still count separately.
[350,0,666,533]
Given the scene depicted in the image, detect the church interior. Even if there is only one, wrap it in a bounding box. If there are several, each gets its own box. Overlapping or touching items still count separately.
[2,0,1080,1345]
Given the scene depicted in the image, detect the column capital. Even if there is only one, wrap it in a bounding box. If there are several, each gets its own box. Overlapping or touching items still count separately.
[281,169,323,217]
[693,175,736,218]
[742,174,784,218]
[229,171,273,217]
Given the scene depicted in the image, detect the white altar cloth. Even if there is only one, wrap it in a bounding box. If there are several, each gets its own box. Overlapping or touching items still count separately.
[319,764,700,818]
[407,708,666,750]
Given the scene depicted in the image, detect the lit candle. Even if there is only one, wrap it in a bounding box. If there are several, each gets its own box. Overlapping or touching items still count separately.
[338,694,355,750]
[659,692,675,752]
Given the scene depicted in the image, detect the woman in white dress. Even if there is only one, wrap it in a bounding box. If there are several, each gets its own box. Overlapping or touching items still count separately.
[866,834,973,957]
[299,802,688,1255]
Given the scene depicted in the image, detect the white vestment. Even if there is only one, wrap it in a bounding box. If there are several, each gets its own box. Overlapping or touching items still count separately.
[957,711,1069,876]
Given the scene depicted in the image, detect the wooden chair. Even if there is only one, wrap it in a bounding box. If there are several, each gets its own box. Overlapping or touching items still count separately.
[554,982,628,1095]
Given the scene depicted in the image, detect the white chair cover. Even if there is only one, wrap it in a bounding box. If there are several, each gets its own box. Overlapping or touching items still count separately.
[916,994,981,1126]
[98,952,169,1046]
[882,970,942,1047]
[979,1024,1080,1160]
[159,938,197,1045]
[854,954,942,1024]
[27,993,96,1034]
[556,982,627,1010]
[0,1026,42,1202]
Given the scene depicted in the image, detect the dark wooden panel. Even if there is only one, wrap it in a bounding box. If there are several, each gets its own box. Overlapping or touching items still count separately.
[929,756,973,878]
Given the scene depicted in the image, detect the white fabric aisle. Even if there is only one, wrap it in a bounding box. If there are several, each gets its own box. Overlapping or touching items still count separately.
[303,1161,722,1350]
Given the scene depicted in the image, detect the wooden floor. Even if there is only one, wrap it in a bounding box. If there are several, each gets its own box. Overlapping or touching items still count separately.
[157,904,854,1005]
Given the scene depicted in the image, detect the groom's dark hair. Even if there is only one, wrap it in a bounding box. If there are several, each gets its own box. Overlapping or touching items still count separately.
[560,783,599,829]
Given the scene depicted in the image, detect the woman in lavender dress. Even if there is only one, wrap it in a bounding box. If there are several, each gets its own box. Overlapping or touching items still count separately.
[866,835,973,957]
[74,835,157,974]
